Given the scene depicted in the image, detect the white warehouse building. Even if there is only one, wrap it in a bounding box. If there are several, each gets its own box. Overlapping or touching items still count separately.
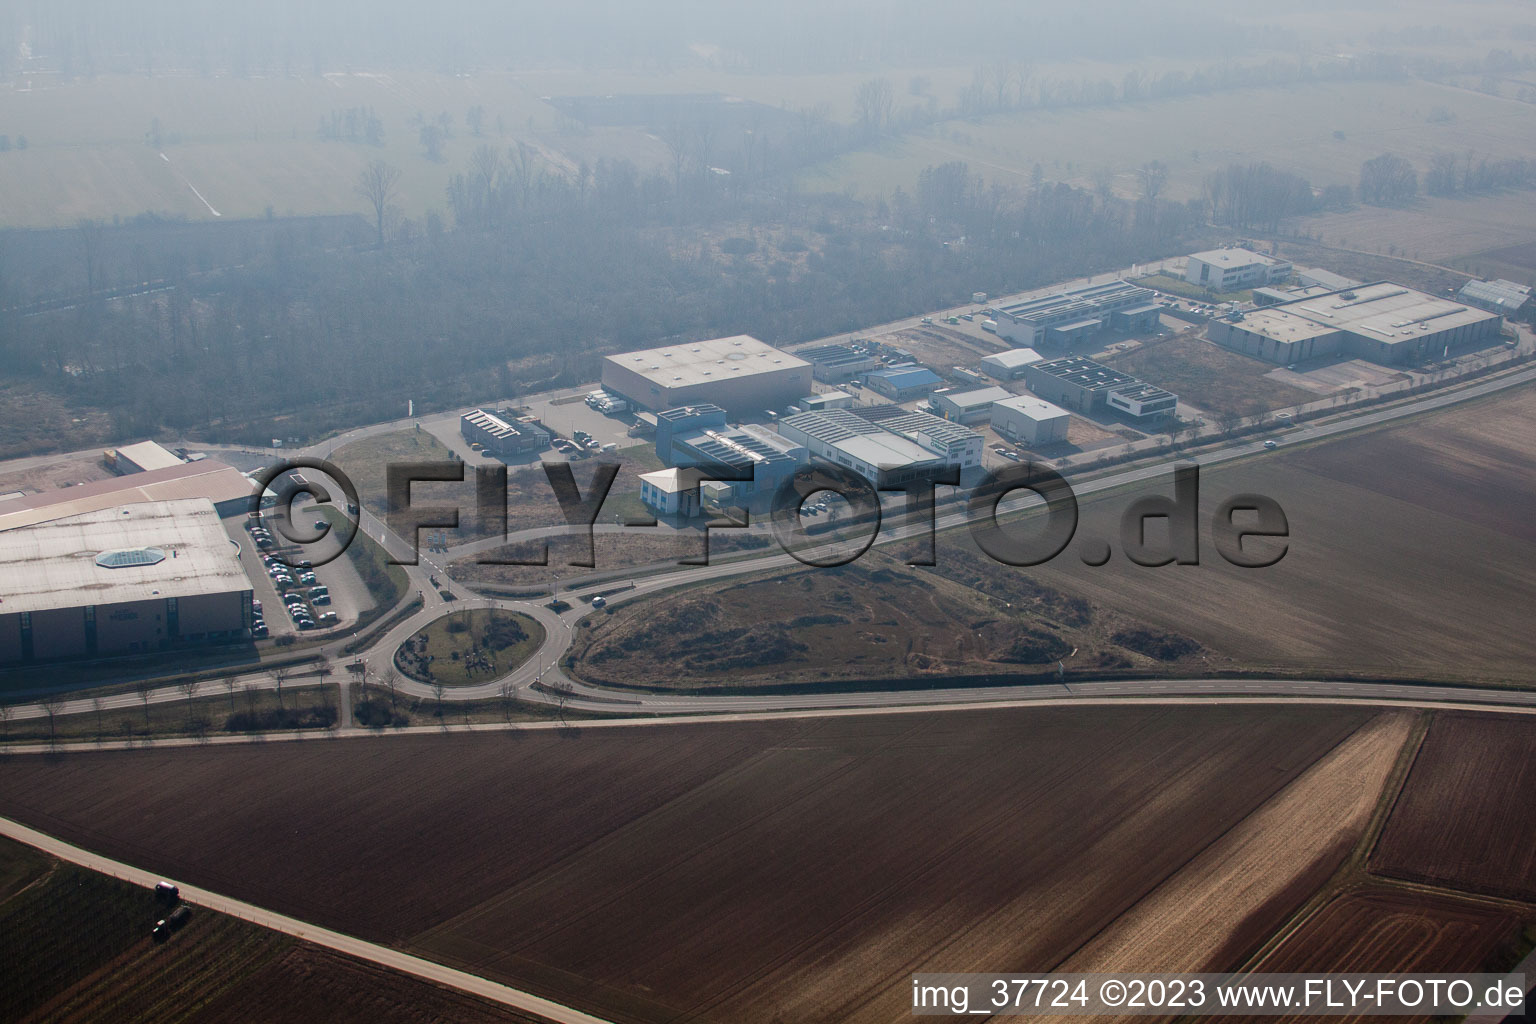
[1184,248,1292,291]
[980,348,1044,380]
[991,395,1071,447]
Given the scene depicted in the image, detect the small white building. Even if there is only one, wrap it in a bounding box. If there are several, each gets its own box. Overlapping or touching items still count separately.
[980,348,1044,380]
[799,390,854,412]
[929,385,1012,424]
[638,467,706,517]
[113,440,184,475]
[1184,248,1292,291]
[991,395,1071,447]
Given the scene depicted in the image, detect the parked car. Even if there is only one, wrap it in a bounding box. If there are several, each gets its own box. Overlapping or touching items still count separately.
[154,881,180,904]
[591,595,607,609]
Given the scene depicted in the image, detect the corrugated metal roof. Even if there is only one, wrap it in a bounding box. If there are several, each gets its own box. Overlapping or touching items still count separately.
[1459,279,1531,311]
[0,461,254,532]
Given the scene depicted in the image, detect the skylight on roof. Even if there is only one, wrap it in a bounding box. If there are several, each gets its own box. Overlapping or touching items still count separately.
[95,546,167,569]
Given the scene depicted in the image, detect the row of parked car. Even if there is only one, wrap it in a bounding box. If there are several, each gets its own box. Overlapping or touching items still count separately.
[245,518,336,635]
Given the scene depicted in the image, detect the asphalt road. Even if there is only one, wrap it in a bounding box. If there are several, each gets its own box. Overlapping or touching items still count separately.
[11,350,1536,728]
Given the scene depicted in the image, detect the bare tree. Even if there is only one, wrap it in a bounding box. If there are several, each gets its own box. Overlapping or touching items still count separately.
[92,695,106,739]
[223,676,238,715]
[659,121,690,192]
[179,680,198,727]
[432,681,446,721]
[273,666,290,710]
[353,159,401,247]
[548,680,574,724]
[0,702,11,750]
[1359,153,1418,205]
[136,678,155,726]
[854,78,894,137]
[498,681,515,723]
[381,666,399,709]
[1137,160,1169,201]
[40,694,65,747]
[77,219,104,295]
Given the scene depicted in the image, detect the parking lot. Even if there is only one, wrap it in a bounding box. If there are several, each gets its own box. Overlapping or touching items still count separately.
[418,393,645,468]
[227,505,371,641]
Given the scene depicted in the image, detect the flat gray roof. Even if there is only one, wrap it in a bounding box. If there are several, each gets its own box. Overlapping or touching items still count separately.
[981,348,1043,369]
[938,385,1012,409]
[1188,247,1279,269]
[115,440,185,472]
[606,335,809,389]
[1278,281,1499,344]
[834,433,938,469]
[0,498,249,616]
[994,394,1069,420]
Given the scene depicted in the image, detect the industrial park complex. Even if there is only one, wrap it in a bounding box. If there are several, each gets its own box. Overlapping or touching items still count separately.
[0,246,1522,668]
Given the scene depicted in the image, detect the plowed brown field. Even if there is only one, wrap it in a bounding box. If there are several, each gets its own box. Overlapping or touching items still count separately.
[1228,885,1523,1024]
[0,705,1376,1024]
[1371,712,1536,901]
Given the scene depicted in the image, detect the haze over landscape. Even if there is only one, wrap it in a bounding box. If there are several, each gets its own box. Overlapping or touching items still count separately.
[1,2,1535,1021]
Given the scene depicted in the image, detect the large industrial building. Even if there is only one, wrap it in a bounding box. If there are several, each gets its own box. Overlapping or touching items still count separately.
[0,498,253,663]
[667,421,806,509]
[460,408,550,457]
[1021,356,1178,419]
[777,410,946,487]
[799,343,880,383]
[993,281,1161,349]
[0,460,254,531]
[1184,248,1293,291]
[601,335,811,417]
[858,405,986,469]
[1208,282,1505,366]
[777,406,983,486]
[991,395,1071,447]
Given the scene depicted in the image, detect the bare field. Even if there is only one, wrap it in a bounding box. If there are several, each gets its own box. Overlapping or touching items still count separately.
[1294,192,1536,270]
[0,705,1373,1024]
[1061,712,1414,978]
[0,836,543,1024]
[1012,382,1536,685]
[194,945,547,1024]
[1371,712,1536,901]
[572,550,1205,690]
[1104,331,1319,415]
[573,382,1536,689]
[1234,886,1524,1023]
[799,80,1536,200]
